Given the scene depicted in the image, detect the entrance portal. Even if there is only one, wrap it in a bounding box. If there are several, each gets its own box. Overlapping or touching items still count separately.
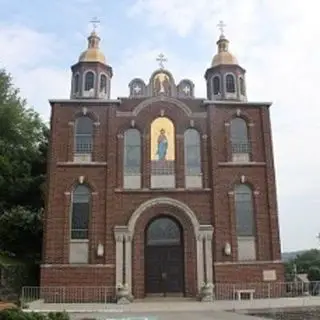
[145,216,184,296]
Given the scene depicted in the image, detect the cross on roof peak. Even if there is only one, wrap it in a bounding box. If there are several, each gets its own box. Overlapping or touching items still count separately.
[156,53,167,69]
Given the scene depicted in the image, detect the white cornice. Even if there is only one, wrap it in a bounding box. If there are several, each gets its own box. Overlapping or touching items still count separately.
[49,98,122,105]
[203,100,272,107]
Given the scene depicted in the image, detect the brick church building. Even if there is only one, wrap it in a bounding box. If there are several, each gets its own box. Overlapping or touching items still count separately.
[41,25,284,300]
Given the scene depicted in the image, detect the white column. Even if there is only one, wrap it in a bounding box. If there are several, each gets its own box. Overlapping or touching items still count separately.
[204,230,213,284]
[199,225,214,285]
[124,232,133,294]
[114,227,125,286]
[196,232,204,292]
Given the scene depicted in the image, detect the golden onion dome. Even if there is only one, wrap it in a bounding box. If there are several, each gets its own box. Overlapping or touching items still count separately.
[78,31,106,64]
[211,34,238,67]
[211,51,238,67]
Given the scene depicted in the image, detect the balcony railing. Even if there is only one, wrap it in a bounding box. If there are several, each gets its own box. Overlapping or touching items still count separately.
[232,141,251,154]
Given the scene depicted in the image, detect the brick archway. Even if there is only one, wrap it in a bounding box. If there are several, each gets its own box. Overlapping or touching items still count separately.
[132,203,197,298]
[114,197,214,299]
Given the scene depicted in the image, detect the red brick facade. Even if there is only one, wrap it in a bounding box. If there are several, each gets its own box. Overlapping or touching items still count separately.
[41,30,283,301]
[41,95,284,298]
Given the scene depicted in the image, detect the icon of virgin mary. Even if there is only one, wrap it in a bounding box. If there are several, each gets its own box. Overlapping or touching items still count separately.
[156,129,168,161]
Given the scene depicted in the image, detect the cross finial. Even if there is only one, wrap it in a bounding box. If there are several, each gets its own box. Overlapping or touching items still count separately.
[156,53,167,69]
[90,17,100,31]
[217,20,226,36]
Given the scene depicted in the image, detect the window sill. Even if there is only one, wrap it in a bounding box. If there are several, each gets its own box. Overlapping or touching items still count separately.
[57,161,107,167]
[218,162,266,167]
[41,263,115,268]
[114,188,211,193]
[214,260,282,266]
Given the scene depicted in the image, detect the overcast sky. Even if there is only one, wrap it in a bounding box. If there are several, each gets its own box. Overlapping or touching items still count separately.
[0,0,319,253]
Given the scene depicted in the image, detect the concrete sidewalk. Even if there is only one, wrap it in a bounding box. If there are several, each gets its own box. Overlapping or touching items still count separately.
[24,296,320,313]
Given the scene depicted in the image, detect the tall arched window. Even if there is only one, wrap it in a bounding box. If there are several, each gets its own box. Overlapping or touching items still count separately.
[234,184,256,260]
[84,71,95,91]
[230,117,250,162]
[226,74,236,93]
[239,77,245,96]
[74,74,80,94]
[184,129,202,188]
[99,74,107,94]
[123,129,141,189]
[71,184,90,240]
[213,76,220,95]
[74,116,94,162]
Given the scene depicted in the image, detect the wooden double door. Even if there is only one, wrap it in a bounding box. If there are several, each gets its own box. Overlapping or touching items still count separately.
[145,216,184,296]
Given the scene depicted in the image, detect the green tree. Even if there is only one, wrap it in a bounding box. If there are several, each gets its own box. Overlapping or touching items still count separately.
[0,69,48,213]
[294,249,320,273]
[0,206,43,260]
[307,266,320,282]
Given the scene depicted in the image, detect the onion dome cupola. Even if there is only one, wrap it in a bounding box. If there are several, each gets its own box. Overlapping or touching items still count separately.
[204,21,247,102]
[70,20,113,100]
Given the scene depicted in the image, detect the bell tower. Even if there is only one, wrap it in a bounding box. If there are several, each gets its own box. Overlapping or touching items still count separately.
[70,18,113,100]
[205,21,247,102]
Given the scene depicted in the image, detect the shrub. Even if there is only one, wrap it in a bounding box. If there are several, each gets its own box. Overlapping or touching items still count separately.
[0,309,70,320]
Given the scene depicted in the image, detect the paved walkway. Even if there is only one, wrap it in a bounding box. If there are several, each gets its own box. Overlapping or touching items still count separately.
[24,296,320,313]
[69,310,268,320]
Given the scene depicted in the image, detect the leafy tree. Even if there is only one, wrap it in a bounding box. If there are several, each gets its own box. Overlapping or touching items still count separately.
[294,249,320,273]
[0,206,43,260]
[307,266,320,282]
[0,69,48,213]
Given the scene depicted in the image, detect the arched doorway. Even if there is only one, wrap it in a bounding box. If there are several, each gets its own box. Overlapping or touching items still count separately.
[145,216,184,296]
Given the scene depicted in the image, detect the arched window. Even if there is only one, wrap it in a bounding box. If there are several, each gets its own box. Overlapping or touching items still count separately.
[226,74,236,93]
[213,76,220,95]
[147,217,181,246]
[184,129,202,188]
[234,184,256,261]
[234,184,254,236]
[84,71,94,91]
[124,129,141,174]
[100,74,107,94]
[74,74,80,94]
[184,129,201,175]
[74,116,93,161]
[71,184,90,239]
[230,117,250,161]
[123,129,141,189]
[239,77,245,96]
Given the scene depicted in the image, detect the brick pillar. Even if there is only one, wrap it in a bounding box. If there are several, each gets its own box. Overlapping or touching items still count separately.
[224,122,231,162]
[248,122,255,161]
[228,191,237,262]
[253,190,261,260]
[63,191,71,264]
[117,134,124,188]
[201,134,209,189]
[142,134,151,189]
[92,121,100,162]
[261,107,282,261]
[175,134,185,188]
[67,121,74,162]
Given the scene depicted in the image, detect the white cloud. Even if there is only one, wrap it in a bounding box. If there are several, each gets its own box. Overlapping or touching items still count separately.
[0,24,69,121]
[127,0,320,251]
[1,1,319,252]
